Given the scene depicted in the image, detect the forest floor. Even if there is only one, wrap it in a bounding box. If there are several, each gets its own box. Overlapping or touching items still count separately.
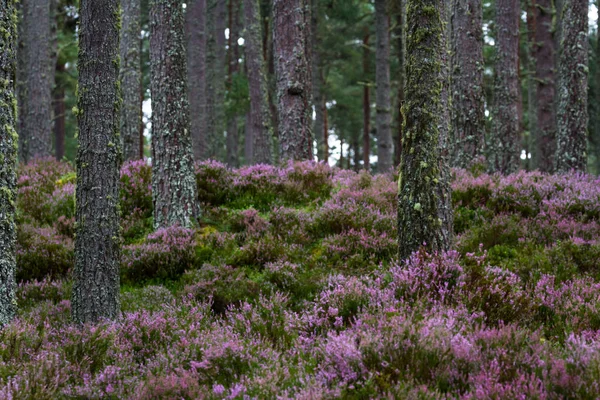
[3,158,600,398]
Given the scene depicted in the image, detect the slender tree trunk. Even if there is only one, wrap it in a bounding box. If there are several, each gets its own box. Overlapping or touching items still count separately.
[311,0,326,162]
[450,0,485,168]
[186,0,208,160]
[363,33,370,171]
[72,0,121,324]
[53,63,66,161]
[0,0,18,326]
[488,0,520,174]
[273,0,313,161]
[375,0,393,172]
[244,0,273,164]
[595,0,600,173]
[323,99,328,160]
[352,133,360,171]
[150,0,198,228]
[556,0,588,172]
[120,0,143,161]
[526,0,537,171]
[398,0,451,260]
[226,0,241,167]
[395,7,405,166]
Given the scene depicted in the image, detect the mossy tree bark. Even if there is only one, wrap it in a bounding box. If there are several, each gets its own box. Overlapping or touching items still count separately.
[72,0,121,324]
[0,0,18,326]
[120,0,143,161]
[273,0,313,161]
[488,0,520,174]
[375,0,393,173]
[150,0,198,229]
[244,0,273,164]
[556,0,588,172]
[450,0,485,168]
[398,0,452,260]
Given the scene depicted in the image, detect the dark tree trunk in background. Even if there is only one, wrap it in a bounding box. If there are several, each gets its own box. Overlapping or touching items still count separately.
[530,0,556,172]
[595,0,600,173]
[273,0,312,161]
[556,0,588,172]
[394,6,405,166]
[375,0,393,172]
[53,63,66,160]
[72,0,121,324]
[311,0,326,162]
[186,0,208,160]
[363,33,370,171]
[0,0,18,326]
[120,0,143,161]
[150,0,198,228]
[244,0,273,164]
[352,133,360,171]
[398,0,451,260]
[19,0,53,162]
[450,0,485,168]
[226,0,241,167]
[488,0,520,174]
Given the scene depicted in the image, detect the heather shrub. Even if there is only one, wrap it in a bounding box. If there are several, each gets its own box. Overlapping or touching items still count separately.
[121,285,176,312]
[16,278,71,310]
[120,159,153,218]
[195,160,235,205]
[268,206,313,244]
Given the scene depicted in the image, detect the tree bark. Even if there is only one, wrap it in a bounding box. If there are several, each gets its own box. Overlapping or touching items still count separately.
[488,0,520,174]
[595,0,600,174]
[375,0,393,172]
[556,0,588,172]
[226,0,241,167]
[244,0,273,164]
[398,0,451,260]
[394,6,405,166]
[53,63,66,161]
[150,0,198,228]
[273,0,313,161]
[311,0,326,162]
[72,0,121,324]
[450,0,485,168]
[363,32,370,171]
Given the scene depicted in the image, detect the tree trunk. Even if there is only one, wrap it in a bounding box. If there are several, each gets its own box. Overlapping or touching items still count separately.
[311,0,326,162]
[595,0,600,173]
[226,0,241,167]
[450,0,485,168]
[120,0,143,161]
[556,0,588,172]
[150,0,198,228]
[394,7,405,166]
[488,0,520,174]
[72,0,121,324]
[19,0,53,162]
[0,0,18,326]
[363,32,370,171]
[53,63,66,161]
[273,0,313,161]
[398,0,451,260]
[244,0,273,164]
[375,0,393,172]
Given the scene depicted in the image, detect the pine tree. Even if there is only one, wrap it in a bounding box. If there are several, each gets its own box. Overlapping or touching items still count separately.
[150,0,198,228]
[226,0,241,167]
[374,0,393,172]
[311,0,326,162]
[72,0,121,324]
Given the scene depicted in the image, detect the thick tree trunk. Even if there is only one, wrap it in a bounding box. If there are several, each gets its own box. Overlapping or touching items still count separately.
[398,0,451,260]
[450,0,485,168]
[556,0,588,172]
[375,0,393,172]
[244,0,273,164]
[311,0,326,162]
[363,33,370,171]
[150,0,198,228]
[0,0,18,326]
[19,0,53,162]
[72,0,121,324]
[53,64,66,161]
[273,0,313,161]
[120,0,143,161]
[488,0,520,174]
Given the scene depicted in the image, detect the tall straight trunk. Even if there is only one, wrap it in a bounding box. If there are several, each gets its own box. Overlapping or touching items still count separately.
[526,0,537,171]
[530,0,556,172]
[226,0,241,167]
[120,0,143,161]
[244,0,273,164]
[352,133,360,171]
[20,0,53,162]
[53,63,66,161]
[72,0,121,324]
[311,0,326,162]
[150,0,198,228]
[375,0,393,172]
[450,0,485,168]
[394,7,405,166]
[556,0,588,172]
[398,0,451,260]
[273,0,312,161]
[595,0,600,173]
[363,33,370,171]
[323,99,328,159]
[0,0,18,326]
[186,0,208,160]
[488,0,520,174]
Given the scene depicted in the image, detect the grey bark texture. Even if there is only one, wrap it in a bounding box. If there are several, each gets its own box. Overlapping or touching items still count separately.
[556,0,588,172]
[311,0,326,162]
[273,0,313,161]
[394,3,405,166]
[362,33,370,171]
[186,0,208,160]
[0,0,18,326]
[150,0,198,229]
[450,0,485,168]
[226,0,240,167]
[488,0,521,174]
[19,0,53,162]
[72,0,121,324]
[120,0,143,161]
[244,0,273,164]
[398,0,452,260]
[375,0,393,172]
